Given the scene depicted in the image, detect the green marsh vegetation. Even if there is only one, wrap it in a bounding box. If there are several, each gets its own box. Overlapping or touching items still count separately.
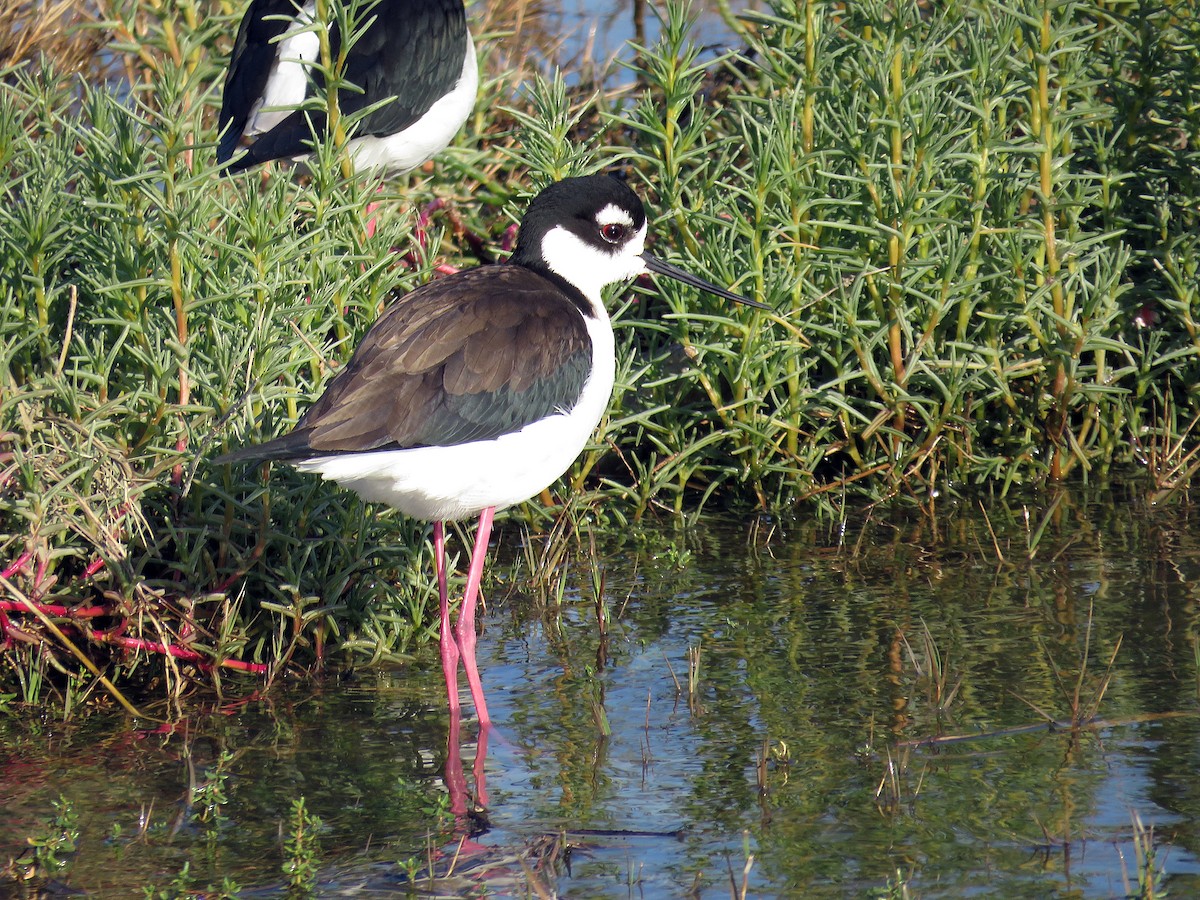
[0,0,1198,709]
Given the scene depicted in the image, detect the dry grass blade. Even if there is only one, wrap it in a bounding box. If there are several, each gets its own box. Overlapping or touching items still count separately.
[0,0,106,73]
[725,832,755,900]
[687,642,703,715]
[1134,396,1200,505]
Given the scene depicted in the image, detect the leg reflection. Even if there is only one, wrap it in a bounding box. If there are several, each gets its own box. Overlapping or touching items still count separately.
[445,705,490,833]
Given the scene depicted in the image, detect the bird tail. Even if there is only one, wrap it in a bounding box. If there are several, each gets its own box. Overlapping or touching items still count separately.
[214,428,318,466]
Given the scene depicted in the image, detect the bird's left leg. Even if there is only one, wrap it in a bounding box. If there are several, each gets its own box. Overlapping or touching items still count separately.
[454,506,494,729]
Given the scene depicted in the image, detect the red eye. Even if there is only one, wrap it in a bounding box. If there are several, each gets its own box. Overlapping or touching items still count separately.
[600,223,626,243]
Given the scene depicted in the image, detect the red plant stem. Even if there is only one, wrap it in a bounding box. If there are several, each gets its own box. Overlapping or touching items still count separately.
[500,222,519,253]
[0,600,109,617]
[95,631,269,674]
[0,599,270,675]
[415,198,444,237]
[2,551,32,580]
[1,620,37,647]
[172,437,187,488]
[33,556,48,595]
[213,571,242,594]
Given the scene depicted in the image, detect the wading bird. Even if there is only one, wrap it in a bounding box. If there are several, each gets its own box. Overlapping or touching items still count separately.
[217,0,476,175]
[216,175,766,728]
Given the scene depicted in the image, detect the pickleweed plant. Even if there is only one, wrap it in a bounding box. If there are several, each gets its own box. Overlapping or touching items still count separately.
[591,0,1196,517]
[282,796,323,896]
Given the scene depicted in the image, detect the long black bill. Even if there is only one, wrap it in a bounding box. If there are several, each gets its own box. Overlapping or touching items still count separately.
[641,253,770,309]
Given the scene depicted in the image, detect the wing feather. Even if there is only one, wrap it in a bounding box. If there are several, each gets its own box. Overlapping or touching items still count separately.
[220,266,593,463]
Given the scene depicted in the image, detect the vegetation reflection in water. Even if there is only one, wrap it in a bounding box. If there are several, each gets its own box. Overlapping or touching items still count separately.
[3,490,1200,897]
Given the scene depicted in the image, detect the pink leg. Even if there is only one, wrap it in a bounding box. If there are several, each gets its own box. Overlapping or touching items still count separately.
[435,521,460,718]
[454,507,494,729]
[364,201,380,239]
[364,184,384,239]
[445,702,492,825]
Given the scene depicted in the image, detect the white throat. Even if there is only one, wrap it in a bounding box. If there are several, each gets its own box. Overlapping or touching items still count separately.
[540,221,648,311]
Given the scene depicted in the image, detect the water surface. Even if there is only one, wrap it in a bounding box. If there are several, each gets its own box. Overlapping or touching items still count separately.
[3,490,1200,897]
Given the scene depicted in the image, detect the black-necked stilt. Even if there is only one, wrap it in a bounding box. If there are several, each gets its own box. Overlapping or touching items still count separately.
[217,0,476,174]
[216,175,767,728]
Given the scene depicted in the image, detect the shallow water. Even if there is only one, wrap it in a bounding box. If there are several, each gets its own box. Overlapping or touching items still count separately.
[551,0,764,64]
[4,490,1200,897]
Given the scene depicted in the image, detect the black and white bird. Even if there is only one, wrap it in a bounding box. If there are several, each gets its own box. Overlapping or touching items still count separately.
[217,0,476,174]
[217,175,767,727]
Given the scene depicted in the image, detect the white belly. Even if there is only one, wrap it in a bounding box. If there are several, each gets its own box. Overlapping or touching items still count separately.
[296,313,615,521]
[347,38,478,175]
[244,27,477,176]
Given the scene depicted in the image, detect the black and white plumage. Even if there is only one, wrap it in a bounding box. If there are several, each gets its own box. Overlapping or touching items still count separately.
[217,175,766,730]
[217,0,476,174]
[233,262,601,521]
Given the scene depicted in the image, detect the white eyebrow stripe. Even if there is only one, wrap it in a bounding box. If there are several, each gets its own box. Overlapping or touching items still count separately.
[595,203,635,227]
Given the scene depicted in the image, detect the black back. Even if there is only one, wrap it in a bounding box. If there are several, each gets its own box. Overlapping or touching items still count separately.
[217,0,469,170]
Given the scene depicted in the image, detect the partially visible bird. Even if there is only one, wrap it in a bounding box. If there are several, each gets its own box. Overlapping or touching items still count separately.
[216,175,767,728]
[217,0,476,175]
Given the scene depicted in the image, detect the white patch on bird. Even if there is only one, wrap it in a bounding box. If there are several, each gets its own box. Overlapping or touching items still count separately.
[539,220,648,311]
[246,0,320,138]
[349,36,478,174]
[296,312,616,522]
[595,204,635,228]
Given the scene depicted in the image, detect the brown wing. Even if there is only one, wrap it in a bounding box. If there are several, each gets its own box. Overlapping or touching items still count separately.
[219,266,592,463]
